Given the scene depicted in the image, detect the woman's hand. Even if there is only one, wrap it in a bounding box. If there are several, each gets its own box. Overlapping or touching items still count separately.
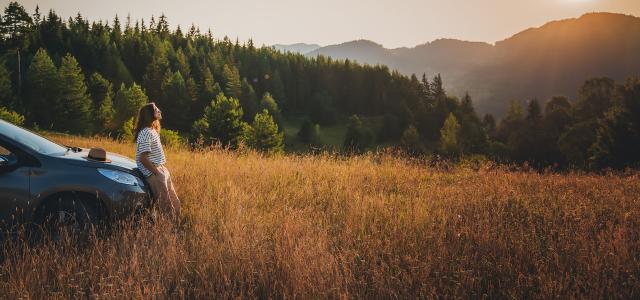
[140,152,161,176]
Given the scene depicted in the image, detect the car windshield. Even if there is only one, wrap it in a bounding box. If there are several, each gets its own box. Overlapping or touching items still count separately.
[0,120,68,155]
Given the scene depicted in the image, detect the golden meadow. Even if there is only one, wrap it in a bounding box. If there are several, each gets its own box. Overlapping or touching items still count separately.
[0,135,638,298]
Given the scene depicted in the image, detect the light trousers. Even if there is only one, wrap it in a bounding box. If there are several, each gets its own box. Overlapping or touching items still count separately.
[147,165,181,221]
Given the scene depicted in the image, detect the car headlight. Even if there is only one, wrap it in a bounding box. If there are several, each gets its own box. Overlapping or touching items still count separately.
[98,168,141,186]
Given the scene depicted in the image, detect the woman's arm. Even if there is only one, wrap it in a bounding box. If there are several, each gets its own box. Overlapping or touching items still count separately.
[139,152,160,176]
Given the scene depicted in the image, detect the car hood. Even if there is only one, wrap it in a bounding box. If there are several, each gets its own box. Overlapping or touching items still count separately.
[58,149,138,172]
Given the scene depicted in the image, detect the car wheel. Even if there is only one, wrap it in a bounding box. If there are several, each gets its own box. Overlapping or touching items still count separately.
[41,197,100,242]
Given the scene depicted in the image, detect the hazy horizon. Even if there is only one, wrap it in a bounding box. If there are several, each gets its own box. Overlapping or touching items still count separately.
[6,0,640,48]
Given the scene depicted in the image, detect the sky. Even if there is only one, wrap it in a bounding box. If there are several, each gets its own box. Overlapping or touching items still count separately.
[6,0,640,48]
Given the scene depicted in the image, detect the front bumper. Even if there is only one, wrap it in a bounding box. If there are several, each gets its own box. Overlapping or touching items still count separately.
[100,181,152,220]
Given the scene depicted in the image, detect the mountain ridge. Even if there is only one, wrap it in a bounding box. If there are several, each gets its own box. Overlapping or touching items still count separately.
[273,12,640,116]
[272,43,321,54]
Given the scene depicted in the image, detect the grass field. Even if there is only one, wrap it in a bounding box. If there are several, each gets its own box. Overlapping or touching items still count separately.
[0,134,638,298]
[282,115,384,152]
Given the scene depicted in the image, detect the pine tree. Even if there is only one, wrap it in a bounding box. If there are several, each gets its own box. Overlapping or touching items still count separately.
[246,109,284,153]
[589,78,640,168]
[222,64,241,99]
[192,67,222,122]
[57,54,93,134]
[309,91,337,126]
[558,120,597,166]
[148,15,156,31]
[201,67,221,101]
[113,84,130,127]
[157,13,170,38]
[400,125,421,154]
[142,46,169,102]
[240,78,258,122]
[556,78,617,166]
[121,117,134,141]
[259,92,282,129]
[0,61,14,108]
[113,83,148,130]
[420,74,449,142]
[544,96,572,131]
[0,2,33,48]
[186,77,198,103]
[96,93,115,134]
[111,15,122,44]
[516,99,546,164]
[459,93,474,115]
[270,70,286,107]
[482,114,496,137]
[588,105,640,169]
[497,101,534,161]
[440,113,460,155]
[297,118,320,145]
[431,74,445,100]
[456,93,487,154]
[174,48,190,77]
[541,96,572,164]
[421,73,432,102]
[526,99,542,122]
[575,77,616,121]
[190,118,209,145]
[378,113,401,142]
[192,93,247,148]
[343,114,372,152]
[26,48,59,129]
[33,5,41,25]
[88,72,115,132]
[102,45,133,86]
[160,71,190,130]
[506,100,524,121]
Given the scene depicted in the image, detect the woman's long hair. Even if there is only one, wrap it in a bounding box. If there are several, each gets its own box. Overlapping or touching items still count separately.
[134,102,161,142]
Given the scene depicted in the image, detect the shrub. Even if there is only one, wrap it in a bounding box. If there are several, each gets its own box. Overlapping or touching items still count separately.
[0,107,25,126]
[246,109,284,154]
[343,115,373,152]
[121,117,134,141]
[400,125,422,154]
[297,118,320,145]
[160,129,183,148]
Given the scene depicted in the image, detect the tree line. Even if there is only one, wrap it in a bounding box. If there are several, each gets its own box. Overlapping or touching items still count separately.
[0,2,638,168]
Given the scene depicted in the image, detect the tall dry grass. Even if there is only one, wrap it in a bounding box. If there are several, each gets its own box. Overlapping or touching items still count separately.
[0,135,638,298]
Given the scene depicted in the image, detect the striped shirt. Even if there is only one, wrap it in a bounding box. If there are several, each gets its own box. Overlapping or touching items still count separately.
[135,127,166,177]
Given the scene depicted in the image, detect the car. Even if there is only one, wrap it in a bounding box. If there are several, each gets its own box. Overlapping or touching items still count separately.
[0,119,151,237]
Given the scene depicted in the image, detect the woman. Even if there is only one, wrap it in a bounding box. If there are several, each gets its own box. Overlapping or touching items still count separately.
[134,102,181,223]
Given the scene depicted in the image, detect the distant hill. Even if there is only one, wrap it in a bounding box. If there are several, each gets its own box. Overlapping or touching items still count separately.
[272,43,321,54]
[306,39,395,67]
[298,13,640,116]
[307,39,494,84]
[469,12,640,115]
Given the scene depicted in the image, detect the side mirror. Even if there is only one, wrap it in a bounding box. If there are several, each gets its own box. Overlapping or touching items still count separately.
[0,156,8,171]
[0,156,16,170]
